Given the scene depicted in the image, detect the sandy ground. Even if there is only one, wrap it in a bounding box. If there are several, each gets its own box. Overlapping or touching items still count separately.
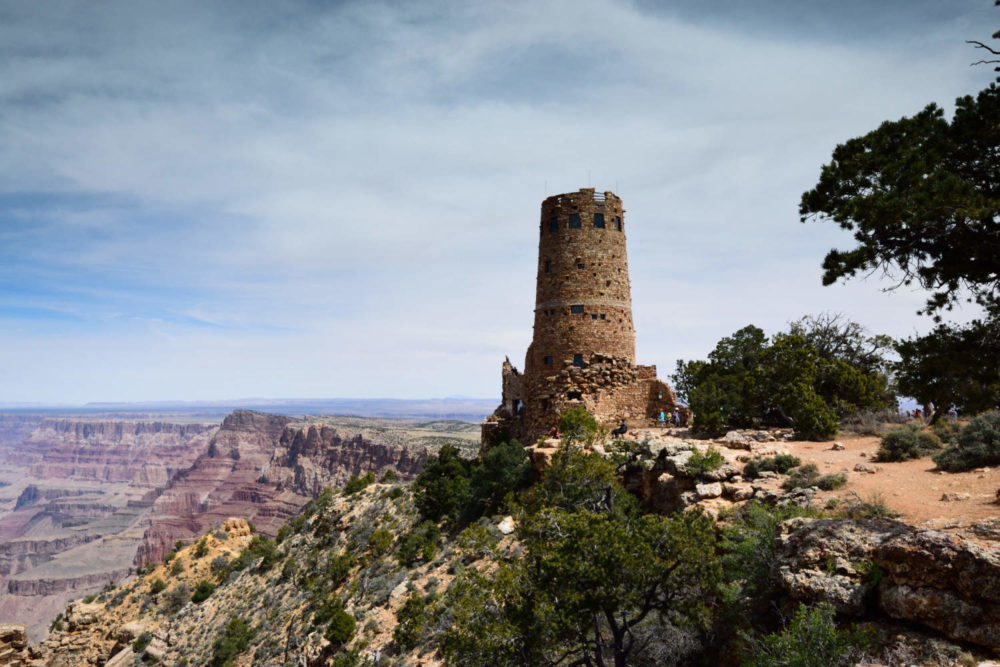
[785,432,1000,528]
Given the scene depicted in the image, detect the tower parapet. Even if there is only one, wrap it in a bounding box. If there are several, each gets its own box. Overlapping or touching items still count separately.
[483,188,685,446]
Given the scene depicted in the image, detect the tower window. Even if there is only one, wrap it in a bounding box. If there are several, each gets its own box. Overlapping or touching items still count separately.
[543,355,553,365]
[570,305,583,314]
[577,262,585,269]
[591,314,597,320]
[593,213,605,228]
[568,213,581,228]
[545,260,551,273]
[550,217,559,232]
[573,354,583,367]
[600,314,606,320]
[615,216,622,231]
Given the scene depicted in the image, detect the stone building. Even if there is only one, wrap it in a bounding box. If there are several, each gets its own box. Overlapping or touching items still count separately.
[482,188,687,447]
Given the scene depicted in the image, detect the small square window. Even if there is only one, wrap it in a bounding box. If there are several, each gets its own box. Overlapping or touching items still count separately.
[591,314,597,320]
[545,260,551,273]
[550,217,559,232]
[573,354,583,367]
[600,314,606,320]
[568,213,581,228]
[593,213,605,228]
[543,355,553,365]
[577,263,585,269]
[570,305,583,314]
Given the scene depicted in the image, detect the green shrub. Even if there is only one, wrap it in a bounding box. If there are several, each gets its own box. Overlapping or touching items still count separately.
[387,486,404,500]
[781,464,820,490]
[210,617,256,667]
[744,454,801,478]
[276,525,291,544]
[742,602,869,667]
[876,426,941,462]
[191,580,216,604]
[194,537,209,558]
[933,411,1000,472]
[48,612,63,633]
[560,407,598,444]
[381,469,397,483]
[393,592,428,650]
[413,444,475,523]
[780,381,839,440]
[162,583,191,613]
[838,492,900,519]
[170,558,184,576]
[149,578,167,596]
[685,446,725,477]
[210,555,229,575]
[82,594,96,604]
[246,535,281,572]
[343,472,376,495]
[132,631,153,653]
[397,521,440,566]
[815,473,847,490]
[324,606,357,646]
[367,528,393,556]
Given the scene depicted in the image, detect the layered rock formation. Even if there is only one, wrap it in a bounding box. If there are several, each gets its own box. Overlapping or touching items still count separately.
[135,411,430,565]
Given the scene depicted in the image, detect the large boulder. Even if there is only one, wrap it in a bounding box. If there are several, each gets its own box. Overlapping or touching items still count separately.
[877,530,1000,648]
[774,517,1000,649]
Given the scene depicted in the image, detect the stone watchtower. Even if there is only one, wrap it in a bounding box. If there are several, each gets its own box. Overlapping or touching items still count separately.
[482,188,685,447]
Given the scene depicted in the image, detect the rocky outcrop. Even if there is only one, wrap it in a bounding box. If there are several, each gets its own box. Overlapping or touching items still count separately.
[267,422,428,496]
[6,569,132,596]
[775,517,1000,649]
[0,623,32,665]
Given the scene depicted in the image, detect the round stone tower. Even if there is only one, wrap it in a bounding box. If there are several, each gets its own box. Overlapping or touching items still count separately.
[524,188,634,378]
[481,187,684,447]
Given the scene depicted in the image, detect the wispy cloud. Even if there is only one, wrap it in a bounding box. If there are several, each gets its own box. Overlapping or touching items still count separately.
[0,0,994,403]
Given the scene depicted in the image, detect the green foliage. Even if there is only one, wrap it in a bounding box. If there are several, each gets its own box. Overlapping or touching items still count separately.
[466,439,532,519]
[342,472,376,496]
[82,593,96,603]
[413,444,475,523]
[132,631,153,654]
[191,580,216,604]
[741,602,869,667]
[149,578,167,596]
[413,441,531,527]
[686,445,725,477]
[876,426,942,462]
[895,320,1000,422]
[525,446,629,514]
[275,524,291,544]
[381,468,397,483]
[674,322,888,440]
[367,527,393,556]
[210,617,256,667]
[800,86,1000,320]
[559,407,598,444]
[721,502,821,601]
[170,557,184,576]
[744,454,801,478]
[815,473,847,491]
[933,411,1000,471]
[319,600,356,645]
[247,535,281,572]
[457,522,500,562]
[194,537,209,558]
[396,520,440,566]
[442,505,720,666]
[393,592,429,650]
[781,464,820,490]
[162,582,191,614]
[48,612,63,633]
[838,492,900,519]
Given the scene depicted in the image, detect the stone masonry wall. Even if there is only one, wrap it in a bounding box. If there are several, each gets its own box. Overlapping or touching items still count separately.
[482,188,685,447]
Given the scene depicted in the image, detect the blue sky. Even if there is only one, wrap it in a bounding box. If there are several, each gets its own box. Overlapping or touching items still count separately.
[0,0,996,404]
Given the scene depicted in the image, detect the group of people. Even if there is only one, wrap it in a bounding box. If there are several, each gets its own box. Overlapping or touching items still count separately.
[906,404,959,422]
[659,408,682,427]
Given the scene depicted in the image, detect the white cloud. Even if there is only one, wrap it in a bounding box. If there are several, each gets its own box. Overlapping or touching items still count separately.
[0,0,994,402]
